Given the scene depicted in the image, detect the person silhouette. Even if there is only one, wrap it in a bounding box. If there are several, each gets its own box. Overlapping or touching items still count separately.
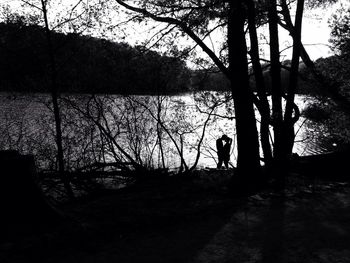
[216,136,224,168]
[216,134,232,169]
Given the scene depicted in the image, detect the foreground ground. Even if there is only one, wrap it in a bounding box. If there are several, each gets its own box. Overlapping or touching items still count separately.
[1,169,350,263]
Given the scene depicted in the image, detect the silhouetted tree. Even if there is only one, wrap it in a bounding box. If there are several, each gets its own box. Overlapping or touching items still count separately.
[114,0,262,185]
[39,0,75,198]
[278,0,350,114]
[246,0,272,167]
[3,0,334,192]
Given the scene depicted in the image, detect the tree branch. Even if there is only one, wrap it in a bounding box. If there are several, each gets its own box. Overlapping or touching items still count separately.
[20,0,43,11]
[115,0,229,77]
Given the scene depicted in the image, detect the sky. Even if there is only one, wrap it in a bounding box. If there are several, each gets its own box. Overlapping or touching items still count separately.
[1,0,345,64]
[279,3,336,61]
[110,1,341,65]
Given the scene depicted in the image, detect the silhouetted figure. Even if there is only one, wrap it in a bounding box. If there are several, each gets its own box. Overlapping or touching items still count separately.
[216,136,224,168]
[216,134,232,169]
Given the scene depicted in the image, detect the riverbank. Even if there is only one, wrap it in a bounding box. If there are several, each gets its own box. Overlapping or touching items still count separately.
[1,169,350,263]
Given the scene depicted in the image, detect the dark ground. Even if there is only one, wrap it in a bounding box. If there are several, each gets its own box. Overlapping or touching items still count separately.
[1,169,350,263]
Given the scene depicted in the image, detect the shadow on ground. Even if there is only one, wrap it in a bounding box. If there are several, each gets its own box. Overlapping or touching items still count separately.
[1,170,350,263]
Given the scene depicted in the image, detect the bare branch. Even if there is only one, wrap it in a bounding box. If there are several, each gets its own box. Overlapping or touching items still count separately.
[20,0,43,11]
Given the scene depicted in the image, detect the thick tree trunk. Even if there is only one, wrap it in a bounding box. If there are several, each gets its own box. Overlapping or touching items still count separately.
[228,0,261,190]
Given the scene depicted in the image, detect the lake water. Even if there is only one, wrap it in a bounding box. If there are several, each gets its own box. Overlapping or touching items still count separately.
[0,92,332,171]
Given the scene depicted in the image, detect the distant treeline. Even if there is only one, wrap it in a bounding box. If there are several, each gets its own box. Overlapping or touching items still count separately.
[192,63,318,95]
[0,21,339,96]
[0,21,192,95]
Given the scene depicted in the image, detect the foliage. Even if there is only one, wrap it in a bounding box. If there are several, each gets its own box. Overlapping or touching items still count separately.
[329,3,350,56]
[302,98,350,149]
[314,56,350,100]
[305,0,338,9]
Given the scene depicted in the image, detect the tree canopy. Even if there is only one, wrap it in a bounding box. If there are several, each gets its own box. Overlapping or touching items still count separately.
[329,3,350,56]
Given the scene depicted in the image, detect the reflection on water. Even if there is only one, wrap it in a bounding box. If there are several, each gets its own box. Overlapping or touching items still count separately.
[0,92,334,171]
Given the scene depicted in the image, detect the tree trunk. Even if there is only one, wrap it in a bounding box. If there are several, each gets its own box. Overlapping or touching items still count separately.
[156,96,166,169]
[283,0,304,158]
[246,0,273,167]
[228,0,261,190]
[268,0,283,158]
[41,0,74,199]
[268,0,285,190]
